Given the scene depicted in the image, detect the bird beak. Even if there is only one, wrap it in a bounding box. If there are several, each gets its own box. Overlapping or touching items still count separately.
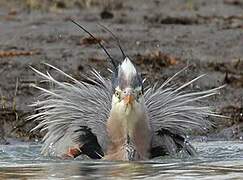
[124,94,135,105]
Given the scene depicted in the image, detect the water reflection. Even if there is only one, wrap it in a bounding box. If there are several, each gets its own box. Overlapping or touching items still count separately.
[1,141,243,179]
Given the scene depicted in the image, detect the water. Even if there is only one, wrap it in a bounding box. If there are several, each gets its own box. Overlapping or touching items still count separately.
[1,141,243,179]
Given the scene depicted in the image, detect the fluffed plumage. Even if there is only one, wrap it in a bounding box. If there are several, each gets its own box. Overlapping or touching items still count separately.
[28,63,223,159]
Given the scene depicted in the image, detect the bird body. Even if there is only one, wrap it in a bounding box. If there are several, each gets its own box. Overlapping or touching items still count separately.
[105,58,152,160]
[29,21,224,161]
[106,93,151,160]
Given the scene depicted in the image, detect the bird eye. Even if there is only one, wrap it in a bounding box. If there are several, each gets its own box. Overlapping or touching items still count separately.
[138,91,143,96]
[115,91,120,98]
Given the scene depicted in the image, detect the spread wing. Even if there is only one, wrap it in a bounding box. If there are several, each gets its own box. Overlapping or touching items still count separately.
[28,64,112,158]
[144,68,224,157]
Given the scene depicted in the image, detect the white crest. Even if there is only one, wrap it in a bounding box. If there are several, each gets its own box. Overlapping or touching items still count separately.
[120,57,137,77]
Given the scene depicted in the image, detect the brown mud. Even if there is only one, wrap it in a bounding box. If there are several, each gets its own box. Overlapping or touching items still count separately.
[0,0,243,143]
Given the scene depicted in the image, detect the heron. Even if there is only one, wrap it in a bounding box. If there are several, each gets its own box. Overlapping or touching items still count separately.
[29,20,223,161]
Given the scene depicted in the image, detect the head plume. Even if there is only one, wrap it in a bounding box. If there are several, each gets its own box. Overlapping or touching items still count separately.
[71,19,117,71]
[70,20,142,91]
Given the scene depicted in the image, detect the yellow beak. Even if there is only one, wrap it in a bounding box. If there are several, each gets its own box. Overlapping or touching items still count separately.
[124,95,135,105]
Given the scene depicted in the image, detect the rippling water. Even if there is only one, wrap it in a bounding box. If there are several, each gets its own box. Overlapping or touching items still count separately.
[1,140,243,179]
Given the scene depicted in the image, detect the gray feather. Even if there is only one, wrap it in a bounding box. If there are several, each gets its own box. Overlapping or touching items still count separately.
[29,64,112,156]
[145,70,224,155]
[145,75,223,135]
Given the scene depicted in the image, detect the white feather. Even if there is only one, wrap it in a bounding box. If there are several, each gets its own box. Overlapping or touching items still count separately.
[120,57,137,77]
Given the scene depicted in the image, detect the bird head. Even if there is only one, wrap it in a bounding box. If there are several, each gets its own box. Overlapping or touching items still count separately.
[111,57,144,115]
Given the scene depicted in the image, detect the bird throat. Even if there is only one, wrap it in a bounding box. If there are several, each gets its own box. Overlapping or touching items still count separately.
[111,109,138,141]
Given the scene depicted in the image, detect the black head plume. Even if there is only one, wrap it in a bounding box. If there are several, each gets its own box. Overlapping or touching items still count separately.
[98,23,126,60]
[71,19,117,71]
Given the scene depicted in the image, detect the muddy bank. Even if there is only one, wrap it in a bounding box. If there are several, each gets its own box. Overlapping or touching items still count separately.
[0,0,243,143]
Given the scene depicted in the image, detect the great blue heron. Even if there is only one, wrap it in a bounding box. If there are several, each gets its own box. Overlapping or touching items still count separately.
[29,20,223,161]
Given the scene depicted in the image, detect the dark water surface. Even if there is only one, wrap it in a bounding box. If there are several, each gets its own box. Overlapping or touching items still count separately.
[1,141,243,179]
